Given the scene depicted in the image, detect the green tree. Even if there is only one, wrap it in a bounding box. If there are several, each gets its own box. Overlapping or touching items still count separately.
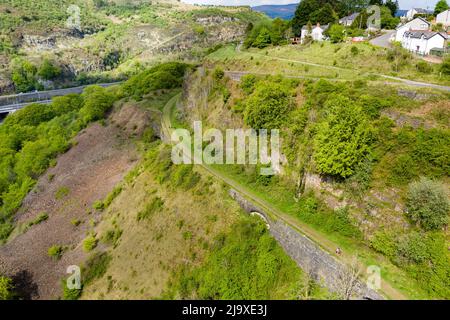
[244,81,294,130]
[380,5,399,29]
[314,95,373,178]
[270,18,289,45]
[11,59,37,92]
[310,3,339,25]
[434,0,449,15]
[253,27,272,48]
[385,0,399,16]
[79,85,115,123]
[406,177,449,231]
[38,59,61,80]
[292,0,342,35]
[328,24,346,43]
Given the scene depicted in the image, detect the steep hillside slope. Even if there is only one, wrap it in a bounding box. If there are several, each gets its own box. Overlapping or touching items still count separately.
[0,0,267,94]
[178,64,449,299]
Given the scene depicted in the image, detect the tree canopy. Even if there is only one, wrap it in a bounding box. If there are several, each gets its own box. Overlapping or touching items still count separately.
[314,94,373,178]
[435,0,449,15]
[244,81,294,130]
[292,0,343,36]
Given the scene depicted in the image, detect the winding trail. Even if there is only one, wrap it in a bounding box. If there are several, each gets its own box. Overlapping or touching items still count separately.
[162,93,407,300]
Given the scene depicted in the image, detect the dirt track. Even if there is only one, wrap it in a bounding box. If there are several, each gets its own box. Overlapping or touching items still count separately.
[0,104,151,299]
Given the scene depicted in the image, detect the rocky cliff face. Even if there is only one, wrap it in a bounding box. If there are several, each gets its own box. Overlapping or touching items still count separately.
[21,29,84,51]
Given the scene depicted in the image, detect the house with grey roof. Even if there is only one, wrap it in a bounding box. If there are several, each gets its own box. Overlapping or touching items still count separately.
[404,8,433,21]
[339,13,359,27]
[401,30,448,55]
[436,9,450,27]
[393,17,431,42]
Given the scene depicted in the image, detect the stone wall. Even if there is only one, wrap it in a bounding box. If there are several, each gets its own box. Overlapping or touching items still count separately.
[229,189,384,300]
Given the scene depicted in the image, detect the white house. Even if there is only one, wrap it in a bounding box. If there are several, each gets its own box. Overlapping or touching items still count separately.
[339,13,359,27]
[401,31,448,55]
[436,9,450,27]
[301,24,329,44]
[404,8,432,20]
[394,17,431,42]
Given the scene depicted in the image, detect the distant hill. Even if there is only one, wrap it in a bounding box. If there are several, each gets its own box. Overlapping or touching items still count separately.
[252,3,298,20]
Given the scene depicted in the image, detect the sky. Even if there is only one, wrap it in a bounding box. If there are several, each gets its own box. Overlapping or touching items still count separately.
[181,0,440,10]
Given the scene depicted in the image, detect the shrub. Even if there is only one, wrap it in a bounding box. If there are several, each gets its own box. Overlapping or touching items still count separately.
[351,46,359,56]
[396,232,450,298]
[440,56,450,75]
[405,177,449,230]
[55,186,70,200]
[240,74,257,95]
[103,186,123,208]
[170,165,200,190]
[71,219,81,226]
[82,235,98,252]
[137,197,164,221]
[62,280,82,300]
[391,154,418,184]
[82,252,111,285]
[121,62,189,99]
[38,59,61,80]
[27,212,49,228]
[92,200,105,211]
[48,245,64,260]
[416,61,433,74]
[0,276,14,300]
[11,58,38,92]
[213,67,225,81]
[328,24,345,43]
[79,86,115,123]
[4,103,56,127]
[370,231,397,258]
[51,94,84,115]
[102,228,123,247]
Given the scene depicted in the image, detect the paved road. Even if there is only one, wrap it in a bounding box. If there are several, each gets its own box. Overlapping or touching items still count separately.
[370,30,395,48]
[0,82,122,113]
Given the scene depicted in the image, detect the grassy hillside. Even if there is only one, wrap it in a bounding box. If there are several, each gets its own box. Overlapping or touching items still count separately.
[179,65,449,299]
[0,62,325,300]
[207,42,450,86]
[80,143,326,300]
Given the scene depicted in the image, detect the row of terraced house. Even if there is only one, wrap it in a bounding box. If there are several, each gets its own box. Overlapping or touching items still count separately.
[392,14,449,56]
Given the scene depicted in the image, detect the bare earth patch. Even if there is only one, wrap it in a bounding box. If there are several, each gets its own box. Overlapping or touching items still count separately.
[0,104,153,299]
